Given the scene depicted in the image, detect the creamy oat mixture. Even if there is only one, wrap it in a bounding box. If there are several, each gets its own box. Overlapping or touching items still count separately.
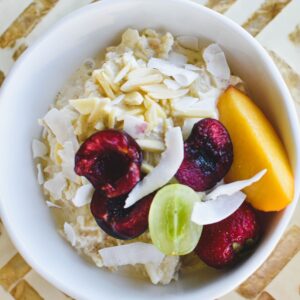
[32,29,242,284]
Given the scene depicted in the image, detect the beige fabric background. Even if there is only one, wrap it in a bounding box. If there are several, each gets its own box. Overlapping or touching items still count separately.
[0,0,300,299]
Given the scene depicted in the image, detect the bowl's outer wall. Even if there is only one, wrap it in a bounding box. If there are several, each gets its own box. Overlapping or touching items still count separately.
[0,0,299,299]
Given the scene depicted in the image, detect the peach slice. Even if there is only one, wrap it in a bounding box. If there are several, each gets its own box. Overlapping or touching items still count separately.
[218,87,294,212]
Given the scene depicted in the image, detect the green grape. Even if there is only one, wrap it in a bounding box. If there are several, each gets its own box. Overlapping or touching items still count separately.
[149,184,203,256]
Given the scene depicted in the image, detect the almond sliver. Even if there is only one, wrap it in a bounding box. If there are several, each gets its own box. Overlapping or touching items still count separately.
[121,74,163,92]
[141,84,188,99]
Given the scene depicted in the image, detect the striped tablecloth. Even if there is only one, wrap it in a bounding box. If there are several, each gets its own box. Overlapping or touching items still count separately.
[0,1,300,299]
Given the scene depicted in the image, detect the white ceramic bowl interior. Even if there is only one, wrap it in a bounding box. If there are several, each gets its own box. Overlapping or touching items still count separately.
[0,0,299,299]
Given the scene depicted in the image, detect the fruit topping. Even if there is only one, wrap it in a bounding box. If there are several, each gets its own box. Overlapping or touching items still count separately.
[191,191,246,226]
[75,130,142,198]
[218,86,294,211]
[125,127,184,208]
[149,184,203,255]
[175,118,233,191]
[91,190,154,240]
[195,202,260,269]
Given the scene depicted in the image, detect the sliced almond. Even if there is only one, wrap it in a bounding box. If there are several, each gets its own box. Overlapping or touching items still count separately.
[121,74,163,92]
[93,70,116,99]
[124,91,144,105]
[141,162,155,174]
[136,139,165,152]
[141,84,188,99]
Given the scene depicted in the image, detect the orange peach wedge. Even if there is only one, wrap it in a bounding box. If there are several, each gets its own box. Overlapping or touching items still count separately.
[218,86,294,212]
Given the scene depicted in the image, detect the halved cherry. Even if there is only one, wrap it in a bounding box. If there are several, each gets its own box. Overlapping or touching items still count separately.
[91,190,154,240]
[75,130,142,198]
[176,118,233,191]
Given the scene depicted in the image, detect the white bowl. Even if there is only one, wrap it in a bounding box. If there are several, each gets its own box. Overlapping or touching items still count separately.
[0,0,299,299]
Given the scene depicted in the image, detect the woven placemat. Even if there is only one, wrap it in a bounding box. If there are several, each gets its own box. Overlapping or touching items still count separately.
[0,1,300,299]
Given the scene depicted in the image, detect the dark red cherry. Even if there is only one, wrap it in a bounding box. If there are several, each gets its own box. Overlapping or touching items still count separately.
[176,118,233,191]
[91,190,154,240]
[75,130,142,198]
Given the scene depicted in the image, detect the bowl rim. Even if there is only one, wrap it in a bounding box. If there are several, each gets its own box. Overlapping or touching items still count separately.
[0,0,299,299]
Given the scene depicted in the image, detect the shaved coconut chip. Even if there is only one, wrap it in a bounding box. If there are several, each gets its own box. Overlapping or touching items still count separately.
[32,139,47,158]
[60,106,78,123]
[192,191,246,225]
[173,72,198,87]
[173,96,216,110]
[172,96,199,109]
[145,256,180,285]
[145,263,163,284]
[206,169,267,200]
[72,183,94,207]
[168,52,188,66]
[44,108,78,150]
[58,141,77,182]
[44,172,66,200]
[184,64,201,71]
[172,97,217,118]
[148,58,198,87]
[203,44,230,83]
[46,201,61,208]
[163,79,180,90]
[123,115,148,139]
[197,87,221,102]
[125,127,184,208]
[99,242,164,267]
[64,222,76,246]
[37,164,44,185]
[141,84,188,99]
[176,35,199,51]
[182,118,202,140]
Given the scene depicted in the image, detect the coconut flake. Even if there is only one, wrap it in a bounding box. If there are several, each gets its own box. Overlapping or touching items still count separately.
[72,183,94,207]
[44,172,66,200]
[43,108,78,150]
[37,163,44,185]
[123,115,148,139]
[32,139,47,158]
[182,118,202,140]
[99,242,164,267]
[176,35,199,51]
[46,201,61,208]
[148,58,198,87]
[191,191,246,225]
[203,44,230,84]
[191,169,267,225]
[64,222,76,246]
[206,169,267,200]
[172,97,218,118]
[173,72,198,87]
[125,127,184,208]
[184,64,201,71]
[163,79,181,90]
[58,141,77,182]
[168,51,188,66]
